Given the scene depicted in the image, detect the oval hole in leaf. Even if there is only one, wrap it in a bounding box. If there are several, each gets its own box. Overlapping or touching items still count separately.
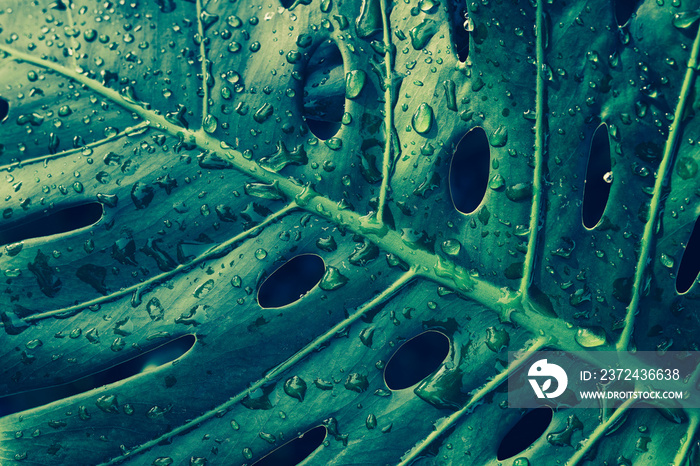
[0,97,9,123]
[0,334,195,417]
[0,202,103,246]
[451,5,470,62]
[496,407,553,460]
[252,426,327,465]
[450,127,490,214]
[677,217,700,293]
[384,331,450,390]
[615,0,640,26]
[582,124,612,228]
[279,0,294,8]
[258,254,325,308]
[303,40,344,140]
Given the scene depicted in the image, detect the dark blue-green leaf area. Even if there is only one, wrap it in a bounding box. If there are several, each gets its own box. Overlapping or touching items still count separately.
[0,0,699,464]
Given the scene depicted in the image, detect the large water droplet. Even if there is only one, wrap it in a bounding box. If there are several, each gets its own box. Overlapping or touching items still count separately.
[412,103,434,134]
[345,70,367,99]
[489,125,509,147]
[202,114,218,134]
[253,103,274,123]
[410,19,438,49]
[356,0,382,37]
[673,9,700,28]
[318,266,349,290]
[441,239,462,256]
[575,326,607,347]
[283,376,308,401]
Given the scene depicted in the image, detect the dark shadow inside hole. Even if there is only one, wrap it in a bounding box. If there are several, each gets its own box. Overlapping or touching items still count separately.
[303,40,344,140]
[278,0,295,8]
[304,119,342,140]
[0,203,103,246]
[615,0,640,26]
[455,25,470,63]
[450,127,490,214]
[384,331,450,390]
[0,97,9,123]
[451,3,470,62]
[0,335,195,417]
[496,407,553,460]
[677,217,700,293]
[252,426,327,466]
[582,124,612,228]
[258,254,325,308]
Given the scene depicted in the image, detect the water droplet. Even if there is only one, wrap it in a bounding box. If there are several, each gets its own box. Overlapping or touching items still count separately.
[660,252,675,268]
[193,279,215,298]
[356,0,382,37]
[200,10,219,30]
[441,239,462,256]
[244,181,285,200]
[673,9,700,28]
[146,298,165,321]
[485,327,509,352]
[489,125,509,147]
[95,394,119,413]
[489,174,505,190]
[319,266,348,290]
[345,70,367,99]
[284,376,308,401]
[677,157,698,179]
[575,326,607,347]
[547,415,584,447]
[344,373,369,392]
[253,103,273,123]
[410,19,438,49]
[153,458,174,466]
[325,137,343,150]
[443,80,457,111]
[366,414,377,429]
[505,183,533,201]
[412,103,434,134]
[203,115,218,134]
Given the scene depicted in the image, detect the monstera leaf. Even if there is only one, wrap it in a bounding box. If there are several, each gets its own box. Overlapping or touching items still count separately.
[0,0,699,464]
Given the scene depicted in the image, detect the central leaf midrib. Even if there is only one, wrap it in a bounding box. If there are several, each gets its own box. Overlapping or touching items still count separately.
[520,0,546,299]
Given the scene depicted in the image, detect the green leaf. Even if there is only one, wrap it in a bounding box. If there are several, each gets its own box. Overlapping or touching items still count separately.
[0,0,699,464]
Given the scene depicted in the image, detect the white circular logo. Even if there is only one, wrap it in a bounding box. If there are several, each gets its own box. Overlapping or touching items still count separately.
[528,359,568,399]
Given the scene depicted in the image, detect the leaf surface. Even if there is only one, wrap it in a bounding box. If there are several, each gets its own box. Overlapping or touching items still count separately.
[0,0,699,464]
